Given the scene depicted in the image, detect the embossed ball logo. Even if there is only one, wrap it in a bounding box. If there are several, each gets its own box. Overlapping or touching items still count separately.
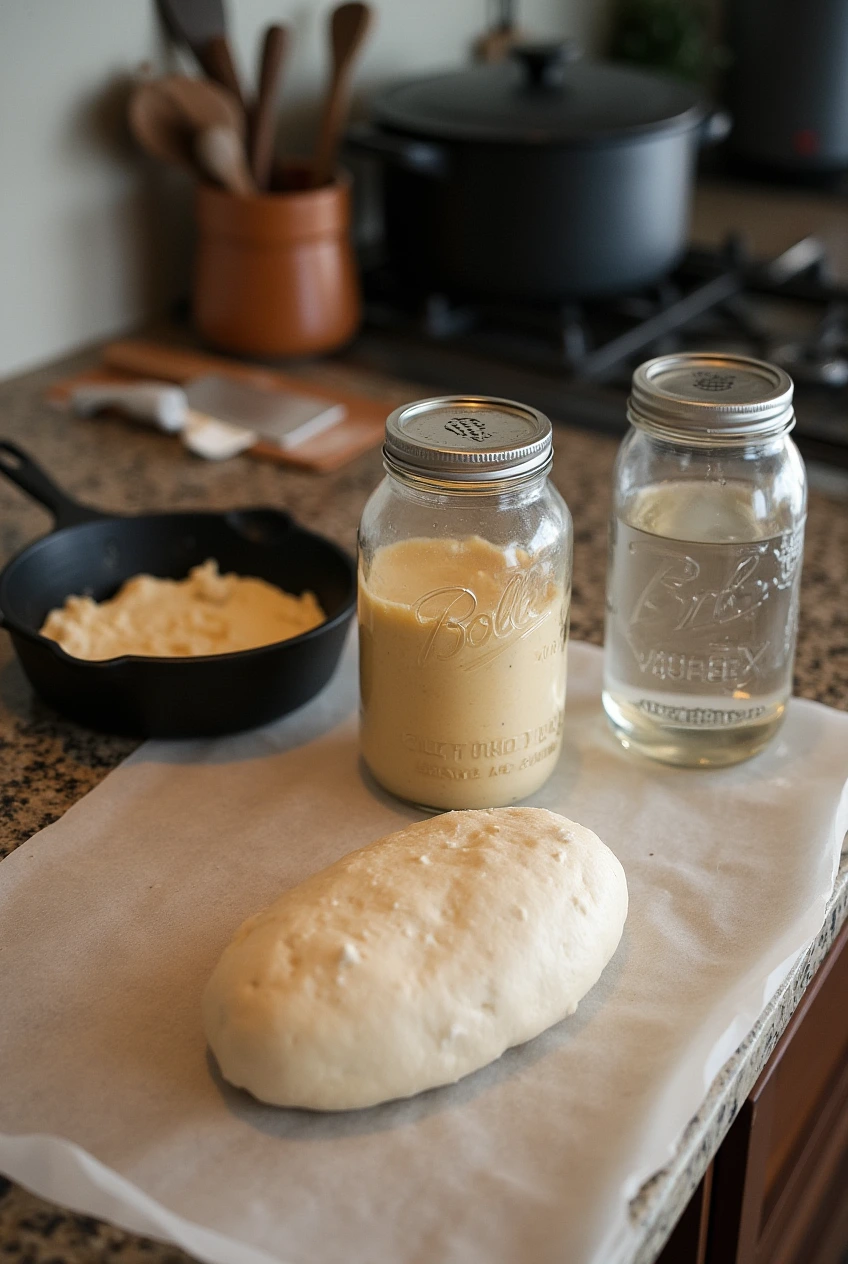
[691,371,736,392]
[443,416,494,443]
[413,568,551,669]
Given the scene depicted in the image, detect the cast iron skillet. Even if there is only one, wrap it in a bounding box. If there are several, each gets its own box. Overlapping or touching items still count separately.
[0,442,356,737]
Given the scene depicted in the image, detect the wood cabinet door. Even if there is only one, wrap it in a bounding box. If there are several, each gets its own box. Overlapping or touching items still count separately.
[708,918,848,1264]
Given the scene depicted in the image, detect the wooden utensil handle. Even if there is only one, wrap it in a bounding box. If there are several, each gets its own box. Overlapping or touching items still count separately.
[250,25,288,190]
[312,77,351,188]
[197,35,246,111]
[310,2,374,189]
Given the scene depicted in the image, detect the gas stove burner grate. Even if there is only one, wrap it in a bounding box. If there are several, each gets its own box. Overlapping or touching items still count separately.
[363,235,848,386]
[356,235,848,468]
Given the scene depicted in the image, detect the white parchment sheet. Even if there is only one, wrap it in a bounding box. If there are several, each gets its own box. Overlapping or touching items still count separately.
[1,642,847,1264]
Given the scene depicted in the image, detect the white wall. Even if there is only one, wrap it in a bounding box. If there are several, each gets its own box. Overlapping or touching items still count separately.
[0,0,608,380]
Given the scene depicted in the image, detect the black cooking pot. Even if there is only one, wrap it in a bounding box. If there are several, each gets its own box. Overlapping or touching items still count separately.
[348,42,728,301]
[0,443,356,737]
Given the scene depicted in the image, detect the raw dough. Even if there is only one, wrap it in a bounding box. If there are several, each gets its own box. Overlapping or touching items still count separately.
[202,807,628,1111]
[39,560,324,660]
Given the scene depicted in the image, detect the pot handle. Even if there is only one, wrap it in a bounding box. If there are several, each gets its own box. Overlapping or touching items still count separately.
[0,442,108,530]
[700,108,733,147]
[511,41,581,88]
[344,123,449,178]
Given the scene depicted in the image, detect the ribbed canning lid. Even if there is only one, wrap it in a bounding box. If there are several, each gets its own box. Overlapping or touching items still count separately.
[629,353,795,441]
[384,396,553,482]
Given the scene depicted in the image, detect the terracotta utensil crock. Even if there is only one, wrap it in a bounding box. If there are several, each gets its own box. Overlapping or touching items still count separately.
[193,165,361,358]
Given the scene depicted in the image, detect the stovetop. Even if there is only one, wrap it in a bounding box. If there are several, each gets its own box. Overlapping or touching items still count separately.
[350,235,848,470]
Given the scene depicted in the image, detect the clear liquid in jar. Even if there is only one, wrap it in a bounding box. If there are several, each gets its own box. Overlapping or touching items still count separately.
[603,481,804,766]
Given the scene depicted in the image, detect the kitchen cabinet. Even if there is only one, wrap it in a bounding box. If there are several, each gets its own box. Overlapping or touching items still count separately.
[658,918,848,1264]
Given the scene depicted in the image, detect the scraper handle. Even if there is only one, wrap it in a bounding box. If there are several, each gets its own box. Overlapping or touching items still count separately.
[69,382,188,432]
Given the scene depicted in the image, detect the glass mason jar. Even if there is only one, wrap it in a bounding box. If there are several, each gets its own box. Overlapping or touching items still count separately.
[603,353,806,767]
[358,395,573,810]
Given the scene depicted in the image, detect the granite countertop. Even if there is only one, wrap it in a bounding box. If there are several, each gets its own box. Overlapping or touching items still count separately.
[0,343,846,1264]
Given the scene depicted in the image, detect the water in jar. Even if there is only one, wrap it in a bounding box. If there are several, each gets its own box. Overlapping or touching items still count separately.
[603,479,804,766]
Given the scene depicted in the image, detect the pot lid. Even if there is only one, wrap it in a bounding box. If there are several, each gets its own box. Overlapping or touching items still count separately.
[371,43,705,146]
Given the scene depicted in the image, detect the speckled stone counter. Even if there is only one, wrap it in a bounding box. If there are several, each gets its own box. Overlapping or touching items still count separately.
[0,343,846,1264]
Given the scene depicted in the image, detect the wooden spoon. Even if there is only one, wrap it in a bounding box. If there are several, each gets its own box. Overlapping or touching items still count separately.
[249,24,289,191]
[129,81,197,169]
[310,2,373,189]
[195,124,257,195]
[160,74,244,136]
[129,75,244,172]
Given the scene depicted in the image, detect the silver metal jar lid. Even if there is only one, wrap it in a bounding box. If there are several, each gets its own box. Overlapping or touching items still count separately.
[628,353,795,442]
[384,395,553,482]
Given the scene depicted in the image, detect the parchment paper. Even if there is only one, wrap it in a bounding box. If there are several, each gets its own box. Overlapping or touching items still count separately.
[1,641,846,1264]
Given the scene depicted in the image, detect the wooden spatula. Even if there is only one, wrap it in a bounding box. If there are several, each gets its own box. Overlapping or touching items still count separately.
[311,2,373,189]
[249,24,289,190]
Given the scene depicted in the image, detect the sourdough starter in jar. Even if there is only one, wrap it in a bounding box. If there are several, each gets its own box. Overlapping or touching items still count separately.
[358,397,572,810]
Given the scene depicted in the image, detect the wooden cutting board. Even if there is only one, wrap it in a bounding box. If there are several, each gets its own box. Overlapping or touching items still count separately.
[47,339,394,473]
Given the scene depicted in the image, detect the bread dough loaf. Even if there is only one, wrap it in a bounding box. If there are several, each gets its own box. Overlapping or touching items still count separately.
[202,807,628,1111]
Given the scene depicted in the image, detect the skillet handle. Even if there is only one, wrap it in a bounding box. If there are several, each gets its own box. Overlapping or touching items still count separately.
[0,442,107,529]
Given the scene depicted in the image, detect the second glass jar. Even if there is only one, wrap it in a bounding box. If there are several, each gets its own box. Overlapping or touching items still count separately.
[603,353,807,767]
[358,396,572,810]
